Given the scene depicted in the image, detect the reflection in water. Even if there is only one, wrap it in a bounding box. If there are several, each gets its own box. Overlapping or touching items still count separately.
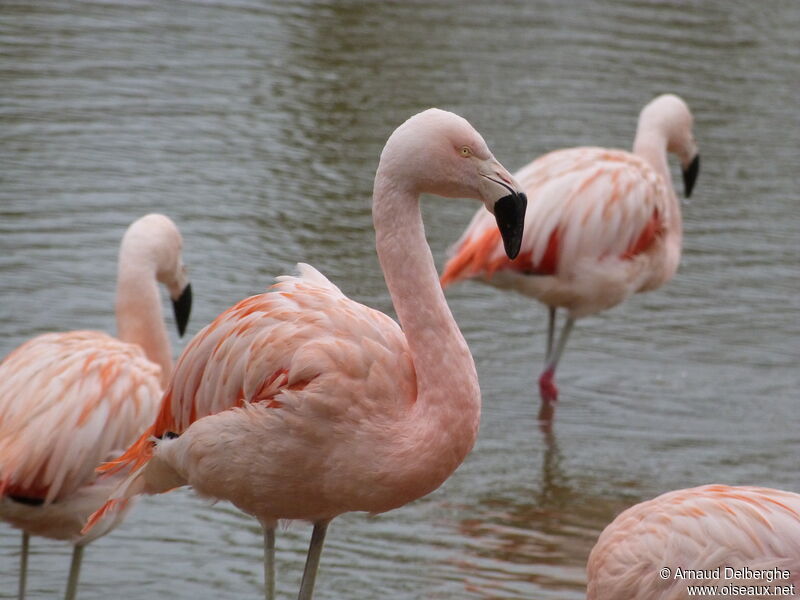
[448,429,632,599]
[537,429,571,509]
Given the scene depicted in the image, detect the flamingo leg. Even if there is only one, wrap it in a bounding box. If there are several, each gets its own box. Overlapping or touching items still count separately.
[538,316,575,422]
[264,526,276,600]
[296,521,329,600]
[545,306,557,361]
[18,531,29,600]
[63,544,84,600]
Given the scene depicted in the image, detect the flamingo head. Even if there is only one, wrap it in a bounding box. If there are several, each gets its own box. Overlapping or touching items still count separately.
[640,94,701,198]
[379,108,527,259]
[121,213,193,337]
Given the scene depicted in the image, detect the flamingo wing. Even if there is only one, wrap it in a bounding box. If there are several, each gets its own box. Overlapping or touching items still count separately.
[587,485,800,599]
[441,147,671,285]
[101,263,417,476]
[0,331,162,504]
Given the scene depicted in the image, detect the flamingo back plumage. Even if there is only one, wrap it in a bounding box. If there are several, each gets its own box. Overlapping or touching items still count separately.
[87,263,418,531]
[441,147,671,293]
[587,485,800,600]
[0,331,162,505]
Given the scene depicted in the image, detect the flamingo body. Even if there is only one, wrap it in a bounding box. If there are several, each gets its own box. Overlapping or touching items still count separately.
[441,95,699,421]
[587,485,800,599]
[105,264,447,523]
[0,331,161,541]
[441,147,675,318]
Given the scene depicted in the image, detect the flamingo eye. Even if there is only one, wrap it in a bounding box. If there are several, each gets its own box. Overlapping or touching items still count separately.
[459,146,472,157]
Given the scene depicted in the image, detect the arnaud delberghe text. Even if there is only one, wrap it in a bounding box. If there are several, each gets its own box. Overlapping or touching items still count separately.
[673,567,791,582]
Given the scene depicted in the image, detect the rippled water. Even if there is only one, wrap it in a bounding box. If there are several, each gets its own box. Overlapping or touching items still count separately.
[1,1,798,598]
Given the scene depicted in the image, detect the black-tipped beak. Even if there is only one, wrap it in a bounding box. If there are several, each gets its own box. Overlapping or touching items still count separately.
[682,154,700,198]
[494,192,527,259]
[172,283,192,337]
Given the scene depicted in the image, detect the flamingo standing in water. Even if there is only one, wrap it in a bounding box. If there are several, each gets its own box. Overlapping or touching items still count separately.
[440,94,700,422]
[0,214,192,600]
[84,109,527,600]
[587,485,800,599]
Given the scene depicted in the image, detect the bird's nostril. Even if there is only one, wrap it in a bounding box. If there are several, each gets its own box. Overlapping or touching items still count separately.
[496,172,513,186]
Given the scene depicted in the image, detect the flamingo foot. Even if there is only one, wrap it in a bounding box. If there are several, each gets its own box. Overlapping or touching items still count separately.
[537,369,558,422]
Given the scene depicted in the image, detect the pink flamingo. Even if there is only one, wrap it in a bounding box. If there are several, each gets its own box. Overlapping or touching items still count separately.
[0,214,192,600]
[587,485,800,599]
[440,94,700,422]
[83,109,527,600]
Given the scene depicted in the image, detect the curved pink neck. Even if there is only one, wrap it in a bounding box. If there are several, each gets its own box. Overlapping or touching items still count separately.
[372,174,480,459]
[115,259,172,387]
[633,126,683,242]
